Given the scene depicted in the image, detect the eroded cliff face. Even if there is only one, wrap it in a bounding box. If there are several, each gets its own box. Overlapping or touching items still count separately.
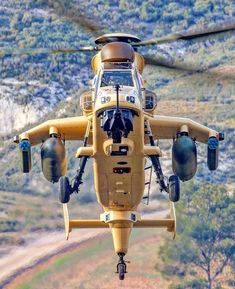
[0,79,60,135]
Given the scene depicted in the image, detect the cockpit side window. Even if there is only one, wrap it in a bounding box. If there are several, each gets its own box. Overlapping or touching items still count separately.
[133,69,142,93]
[100,71,134,87]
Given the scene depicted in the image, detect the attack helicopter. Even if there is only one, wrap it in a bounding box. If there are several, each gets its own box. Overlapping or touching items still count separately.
[6,7,234,279]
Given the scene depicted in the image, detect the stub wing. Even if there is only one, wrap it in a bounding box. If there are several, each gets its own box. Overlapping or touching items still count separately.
[18,116,89,146]
[147,115,219,143]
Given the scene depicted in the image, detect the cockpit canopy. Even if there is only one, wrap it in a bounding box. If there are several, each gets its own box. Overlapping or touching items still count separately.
[93,63,143,109]
[100,70,134,87]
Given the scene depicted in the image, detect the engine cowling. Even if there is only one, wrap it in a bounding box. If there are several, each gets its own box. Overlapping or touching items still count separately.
[172,135,197,181]
[41,137,67,183]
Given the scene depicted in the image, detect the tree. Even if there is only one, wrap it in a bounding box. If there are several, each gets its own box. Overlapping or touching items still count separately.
[159,182,235,289]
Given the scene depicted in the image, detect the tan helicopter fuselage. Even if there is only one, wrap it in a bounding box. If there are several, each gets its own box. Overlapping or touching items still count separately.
[93,102,145,212]
[77,50,159,254]
[82,51,149,212]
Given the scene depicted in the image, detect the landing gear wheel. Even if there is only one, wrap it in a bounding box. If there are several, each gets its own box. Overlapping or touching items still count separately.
[168,175,180,202]
[59,176,71,203]
[116,253,127,280]
[117,263,126,280]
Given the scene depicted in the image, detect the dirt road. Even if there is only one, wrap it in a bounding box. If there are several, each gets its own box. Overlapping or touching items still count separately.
[0,229,109,288]
[0,210,169,289]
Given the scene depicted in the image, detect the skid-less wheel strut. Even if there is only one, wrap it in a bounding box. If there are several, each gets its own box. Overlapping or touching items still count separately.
[145,120,168,192]
[59,121,91,203]
[72,120,92,193]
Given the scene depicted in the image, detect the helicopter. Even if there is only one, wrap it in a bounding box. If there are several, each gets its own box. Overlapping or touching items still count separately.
[6,7,234,279]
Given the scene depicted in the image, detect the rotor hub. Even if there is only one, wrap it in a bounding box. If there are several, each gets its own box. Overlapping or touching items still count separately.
[95,33,141,45]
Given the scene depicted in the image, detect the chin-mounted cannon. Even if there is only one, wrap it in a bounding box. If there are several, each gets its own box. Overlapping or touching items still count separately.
[100,108,137,143]
[99,84,138,143]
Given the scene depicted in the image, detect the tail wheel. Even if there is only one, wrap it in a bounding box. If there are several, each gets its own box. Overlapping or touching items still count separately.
[59,176,71,203]
[117,263,126,280]
[168,175,180,202]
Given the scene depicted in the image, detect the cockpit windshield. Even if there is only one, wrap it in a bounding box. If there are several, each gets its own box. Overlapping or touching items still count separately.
[100,70,134,87]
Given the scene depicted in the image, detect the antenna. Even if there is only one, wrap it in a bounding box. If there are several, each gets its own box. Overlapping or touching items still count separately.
[115,84,120,112]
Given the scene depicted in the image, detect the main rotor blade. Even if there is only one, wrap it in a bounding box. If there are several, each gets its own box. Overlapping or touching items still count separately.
[144,55,175,69]
[0,46,98,56]
[144,55,207,72]
[144,55,235,79]
[135,19,235,47]
[44,0,103,36]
